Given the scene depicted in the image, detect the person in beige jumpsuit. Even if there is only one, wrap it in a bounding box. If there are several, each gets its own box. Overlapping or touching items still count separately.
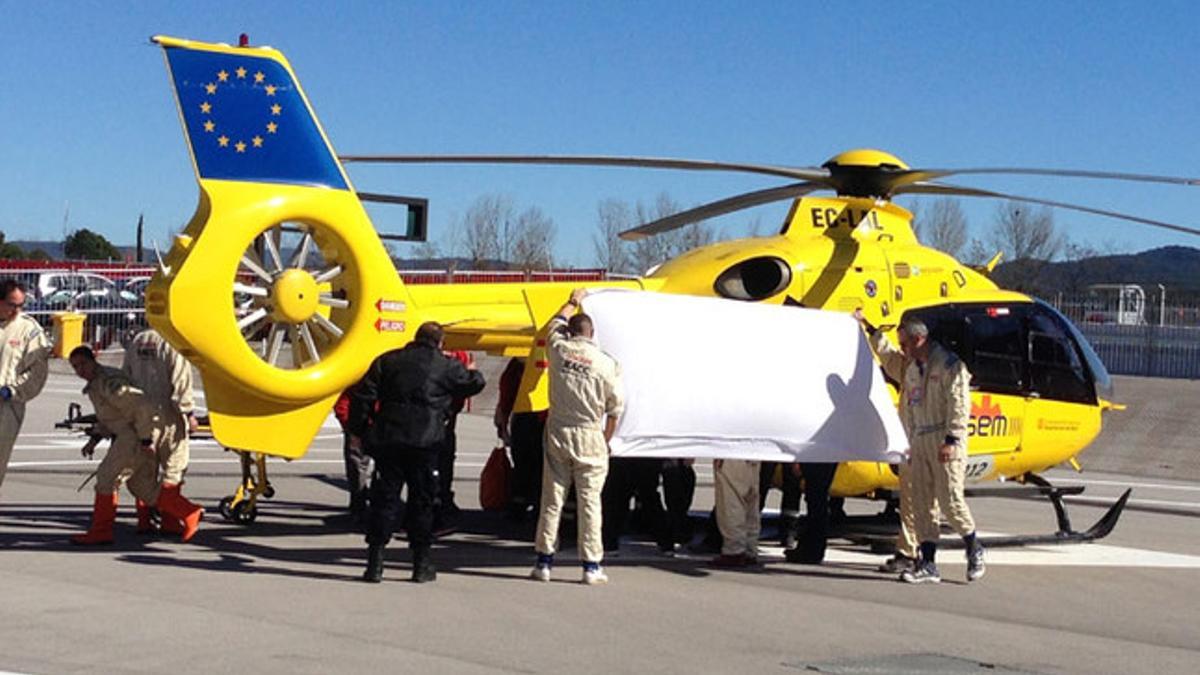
[68,346,203,545]
[0,279,51,496]
[710,458,761,567]
[859,311,985,583]
[531,289,623,586]
[122,328,197,534]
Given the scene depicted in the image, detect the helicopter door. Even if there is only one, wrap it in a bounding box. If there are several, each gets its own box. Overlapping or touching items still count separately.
[905,303,1028,481]
[959,305,1027,479]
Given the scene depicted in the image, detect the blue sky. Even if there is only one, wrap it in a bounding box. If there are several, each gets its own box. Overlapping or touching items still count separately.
[2,1,1198,265]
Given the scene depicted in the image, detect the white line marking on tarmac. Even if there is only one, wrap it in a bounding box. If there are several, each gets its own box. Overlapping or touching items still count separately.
[767,543,1200,569]
[8,458,346,467]
[1062,477,1200,493]
[1066,496,1200,510]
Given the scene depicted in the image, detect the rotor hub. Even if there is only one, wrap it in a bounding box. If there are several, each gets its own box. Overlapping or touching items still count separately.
[271,268,320,323]
[820,149,912,197]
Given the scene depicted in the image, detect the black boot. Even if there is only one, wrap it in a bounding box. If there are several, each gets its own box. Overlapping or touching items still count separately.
[350,491,371,533]
[780,514,800,550]
[411,546,437,583]
[362,544,385,583]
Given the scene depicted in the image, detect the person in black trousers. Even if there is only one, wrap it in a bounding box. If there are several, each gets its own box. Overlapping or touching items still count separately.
[349,322,486,583]
[785,462,839,565]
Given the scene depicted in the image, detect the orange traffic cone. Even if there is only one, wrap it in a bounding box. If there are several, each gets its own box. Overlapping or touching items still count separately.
[156,483,203,542]
[72,493,118,545]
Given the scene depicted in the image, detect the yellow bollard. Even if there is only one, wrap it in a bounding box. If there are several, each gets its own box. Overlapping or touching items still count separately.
[52,312,86,358]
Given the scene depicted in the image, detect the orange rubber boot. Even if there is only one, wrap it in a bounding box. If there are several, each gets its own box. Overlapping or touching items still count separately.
[72,493,118,545]
[135,499,156,534]
[160,515,184,535]
[156,484,203,543]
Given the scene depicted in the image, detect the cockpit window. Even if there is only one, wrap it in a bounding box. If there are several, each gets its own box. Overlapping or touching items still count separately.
[1032,297,1104,401]
[904,301,1102,404]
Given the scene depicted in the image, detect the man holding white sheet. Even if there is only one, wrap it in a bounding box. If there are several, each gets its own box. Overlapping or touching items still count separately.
[530,289,623,586]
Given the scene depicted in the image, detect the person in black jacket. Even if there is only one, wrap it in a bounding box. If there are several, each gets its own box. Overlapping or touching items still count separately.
[349,322,486,583]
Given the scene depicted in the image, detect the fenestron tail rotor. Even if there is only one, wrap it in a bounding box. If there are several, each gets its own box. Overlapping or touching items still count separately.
[235,224,353,370]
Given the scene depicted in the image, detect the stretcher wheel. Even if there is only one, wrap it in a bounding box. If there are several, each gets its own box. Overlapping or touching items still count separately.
[233,501,258,524]
[218,496,236,522]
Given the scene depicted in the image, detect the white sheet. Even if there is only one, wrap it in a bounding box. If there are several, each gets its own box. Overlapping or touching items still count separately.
[582,290,908,463]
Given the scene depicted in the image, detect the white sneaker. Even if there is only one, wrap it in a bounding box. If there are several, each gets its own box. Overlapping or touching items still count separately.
[582,566,609,585]
[529,565,551,582]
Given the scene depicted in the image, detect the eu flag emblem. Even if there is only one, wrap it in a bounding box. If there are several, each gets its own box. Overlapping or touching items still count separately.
[163,46,348,189]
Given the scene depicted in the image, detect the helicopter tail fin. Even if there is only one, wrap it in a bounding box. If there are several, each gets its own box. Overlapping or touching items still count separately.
[148,36,415,458]
[154,35,349,190]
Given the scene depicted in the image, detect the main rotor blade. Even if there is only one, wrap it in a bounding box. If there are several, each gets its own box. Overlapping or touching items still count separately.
[619,181,823,241]
[339,154,832,183]
[898,167,1200,189]
[896,181,1200,237]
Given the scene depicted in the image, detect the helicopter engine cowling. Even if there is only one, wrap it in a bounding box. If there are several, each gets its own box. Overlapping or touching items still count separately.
[713,256,793,301]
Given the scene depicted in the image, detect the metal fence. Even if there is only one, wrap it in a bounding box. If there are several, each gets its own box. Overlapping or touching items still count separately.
[1048,289,1200,379]
[0,265,154,351]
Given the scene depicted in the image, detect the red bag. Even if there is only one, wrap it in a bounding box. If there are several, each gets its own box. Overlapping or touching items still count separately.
[479,444,512,511]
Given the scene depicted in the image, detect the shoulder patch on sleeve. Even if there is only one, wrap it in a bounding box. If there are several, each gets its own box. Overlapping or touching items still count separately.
[942,349,960,369]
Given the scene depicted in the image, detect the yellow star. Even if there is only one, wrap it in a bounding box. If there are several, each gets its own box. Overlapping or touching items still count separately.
[252,136,264,148]
[265,84,277,97]
[236,67,247,79]
[218,135,230,147]
[217,70,229,82]
[270,104,281,115]
[203,120,215,132]
[205,83,217,95]
[266,121,278,134]
[254,71,265,84]
[235,141,247,153]
[200,101,212,114]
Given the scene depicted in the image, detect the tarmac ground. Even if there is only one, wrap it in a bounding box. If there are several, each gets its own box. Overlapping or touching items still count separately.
[1,363,1199,674]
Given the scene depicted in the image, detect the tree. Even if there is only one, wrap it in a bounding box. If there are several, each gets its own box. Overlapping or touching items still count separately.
[452,194,560,270]
[987,202,1062,262]
[912,198,968,257]
[0,232,24,259]
[413,239,441,261]
[630,193,713,274]
[509,206,556,270]
[26,248,51,261]
[983,202,1063,291]
[64,228,122,261]
[455,195,511,269]
[590,192,714,275]
[592,199,634,274]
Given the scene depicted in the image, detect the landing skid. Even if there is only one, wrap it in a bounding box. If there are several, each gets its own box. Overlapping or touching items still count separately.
[837,473,1132,552]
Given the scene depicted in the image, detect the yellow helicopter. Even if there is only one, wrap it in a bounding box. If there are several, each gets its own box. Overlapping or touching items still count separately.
[149,36,1198,536]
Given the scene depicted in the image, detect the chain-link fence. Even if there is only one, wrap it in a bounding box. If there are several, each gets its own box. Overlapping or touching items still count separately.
[1049,287,1200,379]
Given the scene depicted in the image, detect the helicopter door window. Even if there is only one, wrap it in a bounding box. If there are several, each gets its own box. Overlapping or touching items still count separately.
[963,310,1026,394]
[1028,310,1094,404]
